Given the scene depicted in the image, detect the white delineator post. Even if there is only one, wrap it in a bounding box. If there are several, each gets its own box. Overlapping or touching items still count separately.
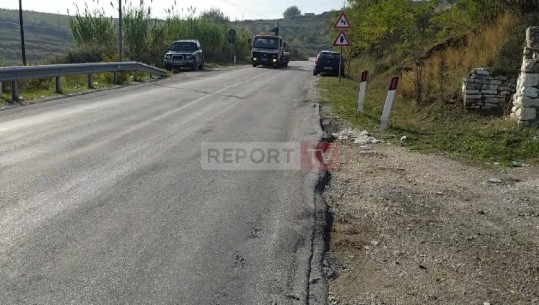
[380,77,399,130]
[357,70,368,113]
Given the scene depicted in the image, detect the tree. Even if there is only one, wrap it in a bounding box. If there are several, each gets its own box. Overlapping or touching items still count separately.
[283,6,301,18]
[347,0,438,102]
[200,8,230,24]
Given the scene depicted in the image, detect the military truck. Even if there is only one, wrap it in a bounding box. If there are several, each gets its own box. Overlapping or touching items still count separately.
[250,33,290,68]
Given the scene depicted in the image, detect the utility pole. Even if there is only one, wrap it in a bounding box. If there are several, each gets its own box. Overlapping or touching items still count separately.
[19,0,27,66]
[118,0,123,62]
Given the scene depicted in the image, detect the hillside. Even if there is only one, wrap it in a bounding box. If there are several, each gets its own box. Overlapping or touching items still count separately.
[318,1,539,165]
[0,9,333,66]
[233,12,334,58]
[0,9,71,65]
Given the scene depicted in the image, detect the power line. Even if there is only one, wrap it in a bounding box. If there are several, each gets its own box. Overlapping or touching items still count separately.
[218,0,267,19]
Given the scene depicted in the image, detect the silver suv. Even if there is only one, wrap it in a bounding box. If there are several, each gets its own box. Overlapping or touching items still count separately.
[164,40,204,71]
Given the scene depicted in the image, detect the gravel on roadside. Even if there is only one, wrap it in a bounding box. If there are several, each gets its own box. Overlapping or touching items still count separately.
[320,105,539,305]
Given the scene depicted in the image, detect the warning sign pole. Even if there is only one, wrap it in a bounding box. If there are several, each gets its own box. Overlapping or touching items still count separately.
[339,47,343,82]
[333,11,352,82]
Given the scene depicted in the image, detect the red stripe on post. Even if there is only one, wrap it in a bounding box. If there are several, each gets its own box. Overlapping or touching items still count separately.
[361,71,368,82]
[389,77,399,91]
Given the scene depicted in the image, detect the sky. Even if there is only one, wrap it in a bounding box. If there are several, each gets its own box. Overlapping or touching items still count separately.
[0,0,345,20]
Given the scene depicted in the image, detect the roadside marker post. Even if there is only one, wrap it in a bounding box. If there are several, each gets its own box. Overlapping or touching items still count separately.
[357,71,368,113]
[380,77,399,130]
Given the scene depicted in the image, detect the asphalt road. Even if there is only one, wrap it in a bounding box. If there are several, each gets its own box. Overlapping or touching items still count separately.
[0,62,327,304]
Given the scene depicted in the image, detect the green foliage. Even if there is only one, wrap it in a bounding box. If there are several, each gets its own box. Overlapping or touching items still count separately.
[237,12,333,58]
[283,6,302,19]
[450,0,539,25]
[65,2,253,65]
[346,0,539,59]
[69,6,116,49]
[0,7,333,65]
[200,8,230,24]
[123,7,150,61]
[346,0,438,58]
[319,76,539,165]
[317,0,539,164]
[343,0,539,103]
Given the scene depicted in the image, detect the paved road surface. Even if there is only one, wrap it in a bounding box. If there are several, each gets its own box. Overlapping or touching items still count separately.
[0,62,327,304]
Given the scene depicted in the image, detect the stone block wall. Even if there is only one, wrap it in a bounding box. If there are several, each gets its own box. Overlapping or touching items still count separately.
[511,27,539,127]
[462,68,516,112]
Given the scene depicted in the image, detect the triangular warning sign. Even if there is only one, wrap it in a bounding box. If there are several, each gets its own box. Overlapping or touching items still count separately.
[334,12,352,29]
[333,31,350,47]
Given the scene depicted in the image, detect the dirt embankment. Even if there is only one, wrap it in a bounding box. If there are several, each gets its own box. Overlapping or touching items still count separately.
[321,107,539,305]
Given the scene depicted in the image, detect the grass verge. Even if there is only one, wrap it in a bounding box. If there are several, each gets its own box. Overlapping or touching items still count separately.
[0,71,159,106]
[318,75,539,166]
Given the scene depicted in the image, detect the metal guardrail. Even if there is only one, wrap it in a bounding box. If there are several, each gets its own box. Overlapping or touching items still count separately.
[0,62,167,102]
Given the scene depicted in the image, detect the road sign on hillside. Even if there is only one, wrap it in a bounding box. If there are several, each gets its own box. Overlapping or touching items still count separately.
[334,12,352,30]
[333,31,350,47]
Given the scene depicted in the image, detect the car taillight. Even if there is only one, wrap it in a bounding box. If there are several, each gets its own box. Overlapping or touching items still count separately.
[316,59,320,64]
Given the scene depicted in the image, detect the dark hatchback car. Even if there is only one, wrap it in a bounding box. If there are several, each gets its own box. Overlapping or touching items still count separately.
[163,40,204,71]
[313,51,345,76]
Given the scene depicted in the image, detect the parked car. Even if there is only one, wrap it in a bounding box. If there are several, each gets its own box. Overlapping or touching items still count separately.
[313,51,344,76]
[163,40,204,71]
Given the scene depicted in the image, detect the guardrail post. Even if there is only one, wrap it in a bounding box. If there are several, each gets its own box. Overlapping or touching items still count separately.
[113,72,118,85]
[55,76,62,94]
[87,73,94,89]
[11,81,19,102]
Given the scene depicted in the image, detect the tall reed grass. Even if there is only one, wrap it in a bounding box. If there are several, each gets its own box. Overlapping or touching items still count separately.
[67,1,252,66]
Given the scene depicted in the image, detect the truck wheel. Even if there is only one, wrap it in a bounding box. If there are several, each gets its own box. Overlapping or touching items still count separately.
[253,64,258,67]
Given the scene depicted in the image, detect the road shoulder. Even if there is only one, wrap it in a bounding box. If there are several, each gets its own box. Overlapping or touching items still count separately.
[321,105,539,304]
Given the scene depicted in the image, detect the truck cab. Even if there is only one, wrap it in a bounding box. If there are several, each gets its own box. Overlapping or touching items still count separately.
[250,33,290,68]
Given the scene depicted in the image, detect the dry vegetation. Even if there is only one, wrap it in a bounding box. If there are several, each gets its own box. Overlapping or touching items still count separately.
[319,1,539,165]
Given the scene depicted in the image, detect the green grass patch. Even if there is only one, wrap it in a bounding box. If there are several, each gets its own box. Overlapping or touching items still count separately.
[319,76,539,166]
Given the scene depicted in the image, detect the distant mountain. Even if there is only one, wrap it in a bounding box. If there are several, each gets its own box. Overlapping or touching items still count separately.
[0,9,334,66]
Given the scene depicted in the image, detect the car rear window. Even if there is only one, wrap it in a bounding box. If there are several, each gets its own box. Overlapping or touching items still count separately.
[320,53,340,60]
[171,42,197,52]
